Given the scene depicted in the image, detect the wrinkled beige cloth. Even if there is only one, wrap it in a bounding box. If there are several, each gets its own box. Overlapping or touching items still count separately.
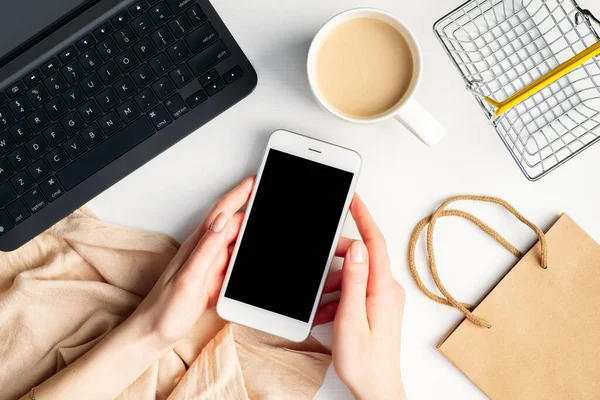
[0,208,331,400]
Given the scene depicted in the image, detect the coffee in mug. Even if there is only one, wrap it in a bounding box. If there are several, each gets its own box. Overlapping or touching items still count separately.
[316,18,414,119]
[308,9,446,146]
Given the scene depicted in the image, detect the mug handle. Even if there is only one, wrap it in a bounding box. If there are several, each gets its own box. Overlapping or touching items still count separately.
[394,98,446,146]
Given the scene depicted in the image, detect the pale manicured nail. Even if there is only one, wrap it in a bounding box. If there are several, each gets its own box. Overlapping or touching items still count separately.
[350,241,367,263]
[210,212,228,233]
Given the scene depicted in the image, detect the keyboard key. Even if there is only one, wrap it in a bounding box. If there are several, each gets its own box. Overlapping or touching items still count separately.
[115,50,139,73]
[24,70,44,86]
[150,26,175,49]
[10,171,34,194]
[149,53,172,75]
[23,187,47,213]
[112,10,131,28]
[25,136,48,159]
[186,4,207,26]
[79,49,102,72]
[6,147,31,171]
[97,61,121,85]
[199,69,218,86]
[8,96,32,119]
[0,158,13,181]
[114,76,137,99]
[187,40,230,76]
[96,37,119,60]
[114,26,137,49]
[93,22,113,39]
[42,124,67,147]
[26,109,50,132]
[186,90,207,108]
[205,77,226,96]
[151,76,175,99]
[0,93,7,106]
[148,104,172,130]
[45,97,69,119]
[26,84,50,107]
[164,94,188,119]
[131,64,155,87]
[42,124,67,148]
[168,15,192,38]
[129,0,148,16]
[166,0,194,14]
[44,73,68,96]
[80,124,104,147]
[132,14,154,37]
[58,117,154,190]
[28,159,51,182]
[95,88,120,111]
[79,73,102,96]
[41,58,60,75]
[133,38,157,61]
[116,100,140,123]
[184,22,218,53]
[9,121,32,144]
[63,135,87,159]
[166,41,190,64]
[0,132,14,156]
[77,100,102,124]
[40,177,64,202]
[0,182,16,209]
[61,60,85,84]
[0,209,15,235]
[7,199,30,225]
[61,86,85,108]
[134,88,158,111]
[169,64,193,88]
[149,2,172,25]
[58,46,78,63]
[98,112,123,135]
[76,34,95,50]
[0,107,14,129]
[45,148,69,170]
[60,112,85,135]
[7,81,26,98]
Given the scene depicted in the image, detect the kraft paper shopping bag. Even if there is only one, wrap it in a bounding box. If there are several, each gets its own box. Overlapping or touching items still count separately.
[409,196,600,399]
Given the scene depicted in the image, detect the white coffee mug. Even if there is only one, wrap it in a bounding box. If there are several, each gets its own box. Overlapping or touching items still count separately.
[307,8,445,146]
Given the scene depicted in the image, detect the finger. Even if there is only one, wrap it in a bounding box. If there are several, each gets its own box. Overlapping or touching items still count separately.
[313,301,339,326]
[174,212,230,285]
[201,176,255,233]
[323,269,343,293]
[337,240,370,330]
[350,195,392,288]
[226,212,245,244]
[335,236,353,257]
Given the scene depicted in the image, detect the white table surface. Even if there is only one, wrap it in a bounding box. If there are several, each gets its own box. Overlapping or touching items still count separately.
[88,0,600,398]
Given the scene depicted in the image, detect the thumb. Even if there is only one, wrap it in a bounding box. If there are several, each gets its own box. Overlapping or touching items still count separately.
[337,240,369,326]
[177,212,229,283]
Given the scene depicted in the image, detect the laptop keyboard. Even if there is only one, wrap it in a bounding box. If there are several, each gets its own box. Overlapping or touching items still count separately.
[0,0,246,237]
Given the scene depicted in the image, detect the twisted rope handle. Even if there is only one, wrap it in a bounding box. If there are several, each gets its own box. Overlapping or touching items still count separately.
[408,196,548,328]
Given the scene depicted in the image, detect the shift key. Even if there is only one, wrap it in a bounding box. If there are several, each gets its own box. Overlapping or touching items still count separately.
[187,40,230,76]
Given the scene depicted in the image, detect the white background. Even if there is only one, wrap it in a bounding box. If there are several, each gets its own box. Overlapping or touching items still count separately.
[88,0,600,398]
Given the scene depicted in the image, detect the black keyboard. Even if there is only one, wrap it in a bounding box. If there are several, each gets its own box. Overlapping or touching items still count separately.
[0,0,257,250]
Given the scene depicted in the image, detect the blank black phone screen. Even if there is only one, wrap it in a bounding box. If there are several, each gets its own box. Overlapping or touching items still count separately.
[225,149,354,322]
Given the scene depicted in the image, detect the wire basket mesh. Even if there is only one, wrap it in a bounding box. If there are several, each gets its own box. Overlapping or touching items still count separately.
[435,0,600,180]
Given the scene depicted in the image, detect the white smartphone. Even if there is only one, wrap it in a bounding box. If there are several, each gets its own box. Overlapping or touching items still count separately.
[217,129,362,342]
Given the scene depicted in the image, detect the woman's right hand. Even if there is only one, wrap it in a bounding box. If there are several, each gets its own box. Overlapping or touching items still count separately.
[315,195,406,400]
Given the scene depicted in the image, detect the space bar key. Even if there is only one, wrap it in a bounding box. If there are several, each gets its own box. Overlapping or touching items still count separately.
[58,117,155,191]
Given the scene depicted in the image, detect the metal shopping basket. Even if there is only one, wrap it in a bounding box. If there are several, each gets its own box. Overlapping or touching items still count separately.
[434,0,600,180]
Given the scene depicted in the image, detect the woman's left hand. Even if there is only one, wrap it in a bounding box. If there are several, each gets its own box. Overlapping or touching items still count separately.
[130,176,255,351]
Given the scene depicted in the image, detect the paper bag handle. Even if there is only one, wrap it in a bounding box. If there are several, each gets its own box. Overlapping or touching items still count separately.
[408,195,549,328]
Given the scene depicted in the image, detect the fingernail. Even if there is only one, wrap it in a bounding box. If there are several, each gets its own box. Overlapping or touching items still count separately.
[350,241,367,263]
[210,212,228,233]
